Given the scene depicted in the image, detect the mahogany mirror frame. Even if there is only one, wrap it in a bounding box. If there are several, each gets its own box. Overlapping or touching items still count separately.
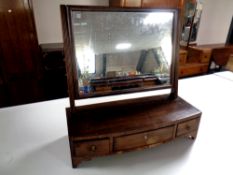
[60,5,180,109]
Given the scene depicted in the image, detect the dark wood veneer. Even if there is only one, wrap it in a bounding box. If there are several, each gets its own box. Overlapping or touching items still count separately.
[67,97,201,139]
[0,0,43,106]
[66,97,201,167]
[109,0,183,9]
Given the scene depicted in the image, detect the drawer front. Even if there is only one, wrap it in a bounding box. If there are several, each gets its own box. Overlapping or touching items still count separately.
[179,50,187,64]
[179,64,208,77]
[200,52,211,63]
[176,118,200,137]
[114,126,174,151]
[142,0,179,8]
[188,48,211,63]
[125,0,141,7]
[179,53,187,65]
[74,139,110,157]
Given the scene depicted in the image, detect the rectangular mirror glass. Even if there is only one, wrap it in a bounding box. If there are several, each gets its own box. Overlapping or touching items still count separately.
[70,9,176,98]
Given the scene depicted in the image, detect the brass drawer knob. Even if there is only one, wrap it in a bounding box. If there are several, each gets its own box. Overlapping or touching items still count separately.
[186,125,191,130]
[90,145,97,152]
[144,135,148,140]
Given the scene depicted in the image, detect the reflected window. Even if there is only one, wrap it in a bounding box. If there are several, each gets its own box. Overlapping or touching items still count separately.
[76,46,95,74]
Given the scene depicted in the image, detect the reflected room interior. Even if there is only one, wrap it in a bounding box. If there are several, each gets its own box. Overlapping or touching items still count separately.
[71,11,175,97]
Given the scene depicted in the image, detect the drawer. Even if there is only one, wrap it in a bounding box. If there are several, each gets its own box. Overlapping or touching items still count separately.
[176,118,200,137]
[188,47,212,63]
[142,0,179,8]
[74,139,110,157]
[200,52,211,63]
[125,0,141,7]
[114,126,174,151]
[109,0,141,7]
[179,64,208,77]
[179,50,187,65]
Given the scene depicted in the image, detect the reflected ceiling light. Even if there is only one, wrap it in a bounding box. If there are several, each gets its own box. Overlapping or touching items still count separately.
[143,12,173,25]
[116,43,132,50]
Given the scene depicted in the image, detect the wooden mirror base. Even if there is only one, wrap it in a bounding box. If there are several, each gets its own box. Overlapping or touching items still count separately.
[66,97,201,168]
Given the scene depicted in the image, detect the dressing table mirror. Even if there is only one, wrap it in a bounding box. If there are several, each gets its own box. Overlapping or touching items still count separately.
[61,4,201,168]
[72,10,175,99]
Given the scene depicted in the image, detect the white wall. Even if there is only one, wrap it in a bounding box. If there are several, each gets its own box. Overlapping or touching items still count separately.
[32,0,109,44]
[32,0,233,45]
[197,0,233,45]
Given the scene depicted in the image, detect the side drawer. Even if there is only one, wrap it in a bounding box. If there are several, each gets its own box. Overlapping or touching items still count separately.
[74,139,110,157]
[114,126,174,151]
[176,118,200,137]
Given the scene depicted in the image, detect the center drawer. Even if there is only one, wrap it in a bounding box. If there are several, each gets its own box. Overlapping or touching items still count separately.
[113,126,174,151]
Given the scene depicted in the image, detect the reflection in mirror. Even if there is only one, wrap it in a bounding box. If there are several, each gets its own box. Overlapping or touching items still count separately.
[71,10,174,97]
[180,0,203,47]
